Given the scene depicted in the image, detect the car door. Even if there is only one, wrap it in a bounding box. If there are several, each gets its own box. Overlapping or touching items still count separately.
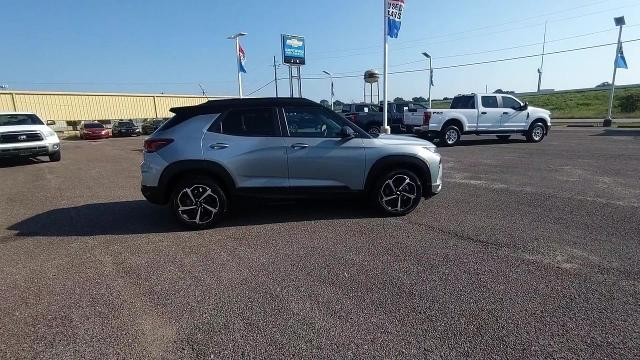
[202,107,289,188]
[477,95,502,131]
[499,96,529,130]
[281,106,366,190]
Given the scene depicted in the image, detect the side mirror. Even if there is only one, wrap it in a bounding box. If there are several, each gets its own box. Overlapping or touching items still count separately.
[46,120,56,126]
[408,108,418,113]
[340,126,355,139]
[518,102,529,111]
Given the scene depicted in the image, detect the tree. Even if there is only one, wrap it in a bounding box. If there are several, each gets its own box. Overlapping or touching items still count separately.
[493,89,515,94]
[618,93,640,112]
[333,100,344,108]
[412,96,428,103]
[319,99,330,108]
[393,97,406,102]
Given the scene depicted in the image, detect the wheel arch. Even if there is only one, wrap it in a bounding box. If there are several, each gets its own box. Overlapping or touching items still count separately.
[157,160,236,204]
[442,118,465,133]
[529,118,549,133]
[364,155,432,195]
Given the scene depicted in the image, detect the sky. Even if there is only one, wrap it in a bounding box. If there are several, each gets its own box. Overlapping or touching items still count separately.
[1,0,639,103]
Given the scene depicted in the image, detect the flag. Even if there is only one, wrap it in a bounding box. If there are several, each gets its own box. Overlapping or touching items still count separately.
[615,45,628,69]
[386,0,405,38]
[238,44,247,73]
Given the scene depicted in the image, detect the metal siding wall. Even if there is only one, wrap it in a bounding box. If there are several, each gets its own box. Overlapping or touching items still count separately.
[0,91,222,121]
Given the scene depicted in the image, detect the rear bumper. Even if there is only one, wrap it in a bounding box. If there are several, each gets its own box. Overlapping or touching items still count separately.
[141,185,167,205]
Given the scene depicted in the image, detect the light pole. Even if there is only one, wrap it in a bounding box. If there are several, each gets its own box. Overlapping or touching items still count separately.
[605,16,625,127]
[422,52,433,108]
[227,32,247,98]
[322,71,334,110]
[537,21,548,93]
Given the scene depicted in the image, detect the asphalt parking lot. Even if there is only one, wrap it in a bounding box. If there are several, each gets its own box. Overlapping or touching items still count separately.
[1,128,639,359]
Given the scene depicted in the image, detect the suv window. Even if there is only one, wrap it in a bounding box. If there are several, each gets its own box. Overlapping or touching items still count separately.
[284,107,346,138]
[216,108,277,137]
[450,96,476,109]
[481,96,499,108]
[502,96,522,110]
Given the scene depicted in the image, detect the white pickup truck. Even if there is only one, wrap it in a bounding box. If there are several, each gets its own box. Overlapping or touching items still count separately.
[414,94,552,146]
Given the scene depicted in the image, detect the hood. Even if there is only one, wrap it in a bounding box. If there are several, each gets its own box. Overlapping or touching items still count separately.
[374,134,435,147]
[528,106,551,115]
[0,124,50,134]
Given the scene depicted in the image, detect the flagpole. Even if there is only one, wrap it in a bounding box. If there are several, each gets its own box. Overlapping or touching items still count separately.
[382,0,390,134]
[606,20,624,126]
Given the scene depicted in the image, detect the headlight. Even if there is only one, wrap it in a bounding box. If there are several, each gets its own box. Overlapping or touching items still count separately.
[424,146,438,154]
[44,130,57,138]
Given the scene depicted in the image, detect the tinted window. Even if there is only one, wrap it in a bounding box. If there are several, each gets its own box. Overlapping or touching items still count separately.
[450,96,476,109]
[481,96,499,108]
[284,107,346,138]
[84,123,104,129]
[217,108,277,137]
[117,122,135,128]
[502,96,522,109]
[0,114,44,126]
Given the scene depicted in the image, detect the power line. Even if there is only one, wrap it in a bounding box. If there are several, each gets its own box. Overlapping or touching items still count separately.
[246,79,276,96]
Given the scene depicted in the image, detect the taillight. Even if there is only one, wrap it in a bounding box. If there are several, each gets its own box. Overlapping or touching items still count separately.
[423,112,432,126]
[144,138,174,153]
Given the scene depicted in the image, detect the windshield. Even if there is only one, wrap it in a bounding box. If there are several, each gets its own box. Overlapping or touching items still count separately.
[0,114,44,127]
[84,123,104,129]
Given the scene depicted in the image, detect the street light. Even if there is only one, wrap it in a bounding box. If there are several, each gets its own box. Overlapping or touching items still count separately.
[605,16,626,127]
[322,70,334,110]
[227,32,248,98]
[422,52,433,108]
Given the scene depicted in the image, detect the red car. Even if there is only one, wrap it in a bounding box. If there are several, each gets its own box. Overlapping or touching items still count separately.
[79,122,110,140]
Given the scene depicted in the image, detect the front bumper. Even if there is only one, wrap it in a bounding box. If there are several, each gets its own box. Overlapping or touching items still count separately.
[431,160,443,195]
[0,141,60,158]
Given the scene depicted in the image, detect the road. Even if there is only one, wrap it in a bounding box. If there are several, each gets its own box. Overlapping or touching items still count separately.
[1,128,639,359]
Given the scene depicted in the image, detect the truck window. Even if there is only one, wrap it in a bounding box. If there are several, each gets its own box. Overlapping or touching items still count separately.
[450,96,475,109]
[481,96,499,108]
[501,96,522,109]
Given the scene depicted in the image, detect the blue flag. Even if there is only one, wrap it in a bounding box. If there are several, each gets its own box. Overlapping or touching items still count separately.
[387,0,405,39]
[238,44,247,73]
[615,45,628,69]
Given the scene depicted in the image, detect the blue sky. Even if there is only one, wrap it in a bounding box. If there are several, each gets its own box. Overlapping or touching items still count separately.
[1,0,639,102]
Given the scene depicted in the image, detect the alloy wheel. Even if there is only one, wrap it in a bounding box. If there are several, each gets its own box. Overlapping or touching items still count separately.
[532,126,544,141]
[445,129,459,145]
[176,184,220,225]
[379,175,418,213]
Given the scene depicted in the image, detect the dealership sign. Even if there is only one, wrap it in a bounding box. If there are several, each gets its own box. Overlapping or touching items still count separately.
[282,34,306,65]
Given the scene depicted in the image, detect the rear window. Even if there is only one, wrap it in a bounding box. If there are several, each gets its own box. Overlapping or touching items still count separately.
[214,108,277,137]
[117,122,135,128]
[0,114,44,126]
[84,123,104,129]
[450,96,476,109]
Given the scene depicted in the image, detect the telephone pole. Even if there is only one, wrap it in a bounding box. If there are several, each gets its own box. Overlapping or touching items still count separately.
[273,56,279,97]
[537,21,548,93]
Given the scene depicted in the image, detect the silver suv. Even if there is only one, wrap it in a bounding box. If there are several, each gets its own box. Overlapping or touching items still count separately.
[141,98,442,229]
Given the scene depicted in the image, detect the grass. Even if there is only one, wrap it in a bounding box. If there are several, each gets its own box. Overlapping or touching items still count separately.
[430,87,640,119]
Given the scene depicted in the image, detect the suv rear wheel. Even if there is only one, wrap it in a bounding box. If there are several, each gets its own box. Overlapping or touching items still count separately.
[373,169,423,216]
[170,176,227,229]
[367,125,381,135]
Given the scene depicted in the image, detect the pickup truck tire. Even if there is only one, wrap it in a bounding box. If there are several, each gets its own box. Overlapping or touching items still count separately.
[367,125,381,135]
[526,122,546,143]
[170,176,227,229]
[49,151,61,162]
[496,135,511,141]
[373,169,423,216]
[441,125,461,146]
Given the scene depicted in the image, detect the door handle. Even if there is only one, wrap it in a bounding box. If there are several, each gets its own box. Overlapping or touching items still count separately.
[481,112,487,115]
[291,143,310,150]
[209,143,229,150]
[502,112,510,115]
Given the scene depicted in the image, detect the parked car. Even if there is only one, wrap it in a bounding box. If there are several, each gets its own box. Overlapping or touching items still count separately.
[0,112,61,162]
[141,98,442,229]
[413,93,552,146]
[112,121,140,137]
[342,102,429,135]
[141,119,165,135]
[79,122,110,140]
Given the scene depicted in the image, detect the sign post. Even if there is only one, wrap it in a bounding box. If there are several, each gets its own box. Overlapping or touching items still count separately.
[282,34,306,98]
[605,16,627,127]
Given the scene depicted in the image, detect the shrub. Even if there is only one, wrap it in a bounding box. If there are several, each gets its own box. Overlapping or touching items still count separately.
[618,93,640,113]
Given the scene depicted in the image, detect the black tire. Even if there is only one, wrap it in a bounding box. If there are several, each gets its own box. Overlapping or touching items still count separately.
[496,135,511,141]
[367,125,382,135]
[526,122,546,143]
[49,151,61,162]
[372,169,423,216]
[440,125,461,147]
[170,176,227,230]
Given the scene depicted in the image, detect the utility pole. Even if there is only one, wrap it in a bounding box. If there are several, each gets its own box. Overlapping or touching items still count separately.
[273,56,279,97]
[537,21,548,93]
[322,71,334,110]
[605,16,626,127]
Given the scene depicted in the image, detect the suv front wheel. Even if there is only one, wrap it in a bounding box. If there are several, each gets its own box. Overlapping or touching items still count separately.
[373,169,423,216]
[170,176,227,229]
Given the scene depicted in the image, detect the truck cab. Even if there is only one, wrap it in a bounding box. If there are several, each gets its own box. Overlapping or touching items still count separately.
[414,94,552,146]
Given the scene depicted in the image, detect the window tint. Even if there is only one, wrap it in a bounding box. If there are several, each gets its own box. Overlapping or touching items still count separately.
[218,108,277,137]
[84,123,104,129]
[450,96,476,109]
[481,96,499,108]
[502,96,522,109]
[284,107,346,138]
[0,114,44,126]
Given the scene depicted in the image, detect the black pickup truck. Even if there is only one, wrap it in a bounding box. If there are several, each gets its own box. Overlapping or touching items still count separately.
[341,102,429,135]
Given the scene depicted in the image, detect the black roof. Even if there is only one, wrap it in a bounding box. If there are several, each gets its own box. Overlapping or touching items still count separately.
[170,97,319,114]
